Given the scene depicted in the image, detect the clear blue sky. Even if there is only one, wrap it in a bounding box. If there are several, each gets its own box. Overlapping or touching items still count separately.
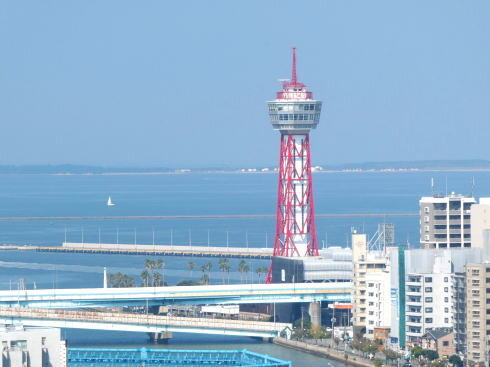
[1,1,489,167]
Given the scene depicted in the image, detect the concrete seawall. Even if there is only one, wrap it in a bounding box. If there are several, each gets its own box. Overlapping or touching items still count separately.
[273,337,374,367]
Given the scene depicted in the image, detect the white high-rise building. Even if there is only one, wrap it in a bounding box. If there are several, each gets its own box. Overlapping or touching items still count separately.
[351,233,393,339]
[419,193,475,249]
[405,256,454,342]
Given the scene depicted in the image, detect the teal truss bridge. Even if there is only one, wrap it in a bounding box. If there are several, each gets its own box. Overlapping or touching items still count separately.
[68,348,291,367]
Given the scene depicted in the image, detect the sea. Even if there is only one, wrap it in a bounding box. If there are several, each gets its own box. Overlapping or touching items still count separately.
[0,169,488,366]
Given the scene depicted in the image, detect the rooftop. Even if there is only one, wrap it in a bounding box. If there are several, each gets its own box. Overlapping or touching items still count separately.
[68,348,291,366]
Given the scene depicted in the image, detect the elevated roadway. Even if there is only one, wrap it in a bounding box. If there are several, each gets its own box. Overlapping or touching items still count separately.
[0,282,352,308]
[39,242,273,259]
[0,307,292,338]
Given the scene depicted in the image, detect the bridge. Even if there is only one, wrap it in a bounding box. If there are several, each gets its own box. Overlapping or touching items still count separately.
[0,282,352,308]
[0,307,292,339]
[38,242,274,259]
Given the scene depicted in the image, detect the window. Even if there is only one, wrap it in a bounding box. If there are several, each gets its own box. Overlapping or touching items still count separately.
[444,277,449,282]
[425,287,433,292]
[425,297,433,302]
[10,340,27,349]
[424,207,430,213]
[444,297,449,302]
[424,216,429,223]
[425,277,432,283]
[442,341,449,346]
[368,292,374,297]
[471,269,480,276]
[434,225,446,229]
[424,235,430,240]
[41,337,46,346]
[425,318,433,323]
[444,307,449,313]
[368,283,374,287]
[434,234,447,239]
[444,318,449,323]
[434,203,446,210]
[369,321,374,325]
[434,215,446,220]
[424,225,430,231]
[449,201,461,210]
[449,215,460,220]
[425,307,433,313]
[444,287,449,292]
[450,234,461,238]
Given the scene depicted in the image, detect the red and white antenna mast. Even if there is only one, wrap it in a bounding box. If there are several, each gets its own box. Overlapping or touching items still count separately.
[266,48,322,283]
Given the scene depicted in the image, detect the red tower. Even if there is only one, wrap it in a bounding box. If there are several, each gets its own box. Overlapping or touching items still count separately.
[266,48,322,283]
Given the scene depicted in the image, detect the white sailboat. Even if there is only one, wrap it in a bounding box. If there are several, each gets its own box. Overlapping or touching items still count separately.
[107,196,115,206]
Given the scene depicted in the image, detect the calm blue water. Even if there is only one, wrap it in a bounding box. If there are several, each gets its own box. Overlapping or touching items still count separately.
[0,170,487,247]
[0,170,487,366]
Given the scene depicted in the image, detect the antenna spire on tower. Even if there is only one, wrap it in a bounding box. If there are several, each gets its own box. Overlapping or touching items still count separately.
[291,47,297,84]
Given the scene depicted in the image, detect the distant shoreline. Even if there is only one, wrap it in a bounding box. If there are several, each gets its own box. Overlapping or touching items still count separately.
[0,167,490,176]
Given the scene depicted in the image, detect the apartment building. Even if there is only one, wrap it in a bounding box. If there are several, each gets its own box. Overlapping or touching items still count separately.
[405,256,454,343]
[352,233,392,338]
[465,263,490,366]
[420,193,475,249]
[0,326,67,367]
[471,198,490,262]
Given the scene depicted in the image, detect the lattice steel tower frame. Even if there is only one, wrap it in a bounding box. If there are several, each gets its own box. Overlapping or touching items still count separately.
[266,48,322,283]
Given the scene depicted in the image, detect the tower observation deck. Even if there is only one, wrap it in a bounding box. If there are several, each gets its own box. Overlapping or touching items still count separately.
[266,48,322,283]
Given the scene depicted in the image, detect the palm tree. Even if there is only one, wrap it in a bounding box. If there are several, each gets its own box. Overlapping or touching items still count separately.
[200,273,210,285]
[256,267,268,282]
[238,260,247,283]
[140,270,151,287]
[218,258,230,284]
[242,263,250,283]
[187,262,195,277]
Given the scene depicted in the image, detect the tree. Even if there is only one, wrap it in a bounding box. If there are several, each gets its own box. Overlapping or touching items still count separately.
[238,260,249,283]
[107,272,135,288]
[200,273,210,285]
[140,270,151,287]
[200,262,213,284]
[142,258,165,287]
[410,346,424,359]
[374,360,383,367]
[256,267,268,282]
[187,262,195,277]
[448,355,463,367]
[383,348,401,361]
[218,258,231,284]
[423,350,439,361]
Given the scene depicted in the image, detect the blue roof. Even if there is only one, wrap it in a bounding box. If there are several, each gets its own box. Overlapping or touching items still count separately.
[68,347,291,367]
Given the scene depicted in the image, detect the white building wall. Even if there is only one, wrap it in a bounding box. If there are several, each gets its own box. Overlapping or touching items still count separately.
[365,268,391,337]
[406,256,454,341]
[0,327,66,367]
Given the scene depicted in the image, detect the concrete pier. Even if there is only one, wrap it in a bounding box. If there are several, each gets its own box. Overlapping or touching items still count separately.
[148,331,173,344]
[308,301,321,327]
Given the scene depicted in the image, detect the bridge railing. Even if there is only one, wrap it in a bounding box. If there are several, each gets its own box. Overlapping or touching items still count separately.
[0,307,291,333]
